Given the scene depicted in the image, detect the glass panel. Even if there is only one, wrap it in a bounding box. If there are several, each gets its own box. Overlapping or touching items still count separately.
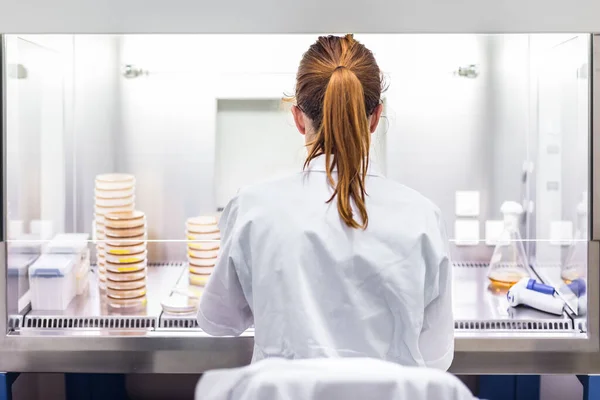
[2,34,591,338]
[532,35,590,316]
[5,36,65,320]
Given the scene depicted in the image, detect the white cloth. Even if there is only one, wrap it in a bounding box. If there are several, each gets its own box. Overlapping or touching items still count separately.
[197,155,453,370]
[195,358,476,400]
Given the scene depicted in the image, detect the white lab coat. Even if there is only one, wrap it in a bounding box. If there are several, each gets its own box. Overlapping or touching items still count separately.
[197,155,453,370]
[195,358,476,400]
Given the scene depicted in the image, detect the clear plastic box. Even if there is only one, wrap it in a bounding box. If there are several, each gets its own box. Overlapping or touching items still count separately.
[29,254,78,311]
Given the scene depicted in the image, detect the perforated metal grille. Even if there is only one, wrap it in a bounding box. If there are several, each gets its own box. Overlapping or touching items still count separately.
[453,262,488,268]
[160,317,199,329]
[149,262,186,268]
[455,320,571,331]
[24,316,156,329]
[92,262,186,268]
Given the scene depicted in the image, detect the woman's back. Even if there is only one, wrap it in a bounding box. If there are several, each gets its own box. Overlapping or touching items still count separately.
[198,155,453,370]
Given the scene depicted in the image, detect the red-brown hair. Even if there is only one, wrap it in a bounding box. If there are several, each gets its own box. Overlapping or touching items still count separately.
[296,34,384,229]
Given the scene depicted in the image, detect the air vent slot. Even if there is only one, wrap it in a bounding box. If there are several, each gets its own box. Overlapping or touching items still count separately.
[24,316,157,329]
[455,320,571,331]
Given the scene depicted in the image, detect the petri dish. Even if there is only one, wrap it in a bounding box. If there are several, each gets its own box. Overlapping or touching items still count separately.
[186,224,219,234]
[95,187,135,199]
[106,286,147,299]
[106,242,146,255]
[107,295,147,310]
[188,257,216,267]
[161,293,199,314]
[189,265,214,275]
[104,210,145,229]
[105,225,146,238]
[187,216,218,228]
[106,268,147,282]
[95,196,135,208]
[106,259,147,273]
[188,249,219,259]
[106,277,146,291]
[95,174,136,191]
[188,241,219,251]
[95,204,135,216]
[189,273,211,287]
[106,234,147,247]
[105,250,147,264]
[187,231,220,241]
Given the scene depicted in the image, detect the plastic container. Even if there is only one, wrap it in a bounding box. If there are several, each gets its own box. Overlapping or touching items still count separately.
[105,225,146,238]
[106,242,146,255]
[106,259,147,273]
[189,273,210,287]
[94,187,135,199]
[488,201,531,286]
[107,295,147,310]
[47,233,90,254]
[106,268,147,282]
[9,234,44,254]
[189,265,214,275]
[105,250,147,264]
[188,249,219,259]
[95,174,136,191]
[8,254,38,276]
[106,277,146,291]
[29,254,78,311]
[106,286,147,299]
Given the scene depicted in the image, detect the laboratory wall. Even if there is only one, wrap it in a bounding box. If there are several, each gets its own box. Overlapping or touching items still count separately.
[117,34,507,261]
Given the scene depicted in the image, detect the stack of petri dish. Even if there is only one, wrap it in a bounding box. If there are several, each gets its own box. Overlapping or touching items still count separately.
[103,210,148,309]
[186,216,220,287]
[94,174,136,291]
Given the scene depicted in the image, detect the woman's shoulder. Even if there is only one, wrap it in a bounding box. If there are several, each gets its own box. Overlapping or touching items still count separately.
[375,177,442,218]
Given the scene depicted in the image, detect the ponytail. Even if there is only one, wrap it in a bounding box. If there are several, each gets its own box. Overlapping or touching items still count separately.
[297,34,383,230]
[305,66,371,229]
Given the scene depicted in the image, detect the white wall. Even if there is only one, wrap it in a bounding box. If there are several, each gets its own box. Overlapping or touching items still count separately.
[116,34,528,261]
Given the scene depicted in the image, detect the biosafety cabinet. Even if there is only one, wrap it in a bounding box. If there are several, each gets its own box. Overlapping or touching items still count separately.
[0,31,599,375]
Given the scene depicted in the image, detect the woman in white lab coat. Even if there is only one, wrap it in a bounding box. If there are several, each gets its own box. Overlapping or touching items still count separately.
[197,34,454,370]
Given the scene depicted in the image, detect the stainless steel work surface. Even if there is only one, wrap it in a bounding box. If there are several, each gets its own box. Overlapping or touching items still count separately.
[23,263,185,328]
[452,263,572,331]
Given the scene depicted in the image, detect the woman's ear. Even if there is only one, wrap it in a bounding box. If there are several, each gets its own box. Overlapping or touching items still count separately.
[292,105,307,135]
[369,103,384,133]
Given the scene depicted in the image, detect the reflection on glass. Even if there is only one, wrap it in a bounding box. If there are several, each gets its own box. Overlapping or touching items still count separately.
[2,34,591,334]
